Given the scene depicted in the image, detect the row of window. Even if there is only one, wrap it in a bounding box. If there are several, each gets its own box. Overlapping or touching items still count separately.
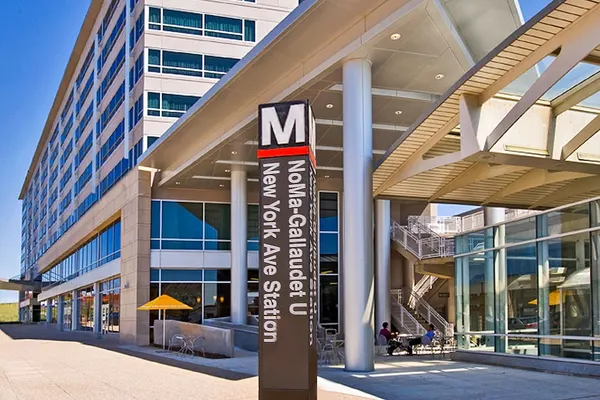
[76,132,93,169]
[129,53,143,91]
[97,45,125,103]
[49,145,58,167]
[129,95,143,131]
[61,114,73,145]
[59,165,72,191]
[148,49,239,79]
[76,47,95,87]
[61,91,74,122]
[74,163,93,196]
[76,73,94,115]
[147,92,200,118]
[98,7,126,73]
[98,0,120,43]
[149,8,256,42]
[42,220,121,284]
[98,139,143,197]
[59,191,72,215]
[99,82,125,134]
[76,104,93,142]
[129,10,144,51]
[49,189,57,208]
[49,167,58,189]
[98,119,125,168]
[60,139,73,168]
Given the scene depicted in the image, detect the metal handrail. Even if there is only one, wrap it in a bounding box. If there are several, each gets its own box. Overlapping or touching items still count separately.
[413,275,438,298]
[390,290,426,336]
[406,289,453,337]
[391,220,455,259]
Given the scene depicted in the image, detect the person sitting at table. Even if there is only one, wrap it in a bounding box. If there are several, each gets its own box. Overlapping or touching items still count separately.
[379,322,393,342]
[406,324,435,355]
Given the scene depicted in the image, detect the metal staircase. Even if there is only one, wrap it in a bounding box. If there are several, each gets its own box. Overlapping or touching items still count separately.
[391,219,455,260]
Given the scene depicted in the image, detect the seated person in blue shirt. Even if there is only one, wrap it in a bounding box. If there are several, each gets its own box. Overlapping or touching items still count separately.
[407,324,435,355]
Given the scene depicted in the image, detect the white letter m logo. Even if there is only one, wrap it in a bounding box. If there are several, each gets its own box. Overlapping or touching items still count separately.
[261,103,305,147]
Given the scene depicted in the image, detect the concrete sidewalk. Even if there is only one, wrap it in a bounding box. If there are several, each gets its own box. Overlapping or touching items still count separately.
[3,324,600,400]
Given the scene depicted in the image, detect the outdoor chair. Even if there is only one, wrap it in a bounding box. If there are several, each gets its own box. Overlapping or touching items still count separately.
[375,334,388,356]
[167,334,185,352]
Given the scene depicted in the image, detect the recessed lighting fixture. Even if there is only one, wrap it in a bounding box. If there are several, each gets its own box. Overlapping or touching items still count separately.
[395,110,403,115]
[219,184,225,187]
[324,175,330,178]
[435,74,445,80]
[326,103,334,109]
[225,169,230,173]
[390,33,401,41]
[175,181,181,185]
[231,150,238,155]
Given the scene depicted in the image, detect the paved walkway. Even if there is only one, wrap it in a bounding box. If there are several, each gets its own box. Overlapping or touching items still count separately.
[2,324,600,400]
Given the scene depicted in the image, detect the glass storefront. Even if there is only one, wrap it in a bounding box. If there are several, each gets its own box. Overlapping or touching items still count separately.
[455,200,600,361]
[101,277,120,333]
[78,286,94,331]
[63,293,72,331]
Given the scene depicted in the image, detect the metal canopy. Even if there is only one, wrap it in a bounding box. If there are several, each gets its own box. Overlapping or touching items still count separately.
[374,0,600,209]
[139,0,523,194]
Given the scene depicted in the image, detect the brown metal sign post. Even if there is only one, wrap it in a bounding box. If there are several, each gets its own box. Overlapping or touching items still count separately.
[257,100,318,400]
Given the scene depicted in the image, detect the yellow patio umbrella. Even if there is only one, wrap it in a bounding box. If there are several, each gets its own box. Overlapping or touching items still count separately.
[528,291,562,307]
[138,294,192,350]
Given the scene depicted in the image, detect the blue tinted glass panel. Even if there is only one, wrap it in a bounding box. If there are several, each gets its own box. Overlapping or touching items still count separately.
[204,203,230,240]
[204,241,231,250]
[151,201,160,238]
[203,270,231,282]
[150,269,160,282]
[160,269,203,282]
[161,240,203,250]
[161,201,204,239]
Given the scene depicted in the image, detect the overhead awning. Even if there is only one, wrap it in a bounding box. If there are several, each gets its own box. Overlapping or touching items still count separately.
[374,0,600,209]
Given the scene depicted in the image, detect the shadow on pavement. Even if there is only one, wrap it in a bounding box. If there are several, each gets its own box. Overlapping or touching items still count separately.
[0,323,253,381]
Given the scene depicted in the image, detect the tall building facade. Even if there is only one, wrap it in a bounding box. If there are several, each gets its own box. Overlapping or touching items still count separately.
[18,0,299,335]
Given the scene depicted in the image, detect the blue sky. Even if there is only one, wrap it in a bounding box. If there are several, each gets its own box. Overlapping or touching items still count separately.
[0,0,551,303]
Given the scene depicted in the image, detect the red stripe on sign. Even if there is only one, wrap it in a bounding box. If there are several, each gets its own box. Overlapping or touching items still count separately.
[257,146,310,159]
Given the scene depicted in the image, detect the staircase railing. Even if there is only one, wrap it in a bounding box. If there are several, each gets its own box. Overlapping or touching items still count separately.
[391,220,455,259]
[390,290,426,336]
[408,215,462,236]
[413,275,438,298]
[406,289,453,337]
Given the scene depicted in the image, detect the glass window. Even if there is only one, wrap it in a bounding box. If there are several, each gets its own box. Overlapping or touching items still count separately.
[204,203,231,240]
[204,55,238,79]
[151,201,160,239]
[162,51,203,76]
[244,20,255,42]
[319,192,338,232]
[205,15,242,40]
[319,233,338,274]
[540,233,591,359]
[545,204,590,237]
[204,269,231,282]
[161,201,204,239]
[164,9,202,35]
[319,275,338,325]
[505,216,536,244]
[203,283,230,319]
[160,269,203,282]
[248,282,259,316]
[247,205,259,242]
[505,243,538,355]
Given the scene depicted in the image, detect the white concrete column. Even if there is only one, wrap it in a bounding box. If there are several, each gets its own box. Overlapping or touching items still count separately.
[71,290,79,331]
[231,167,248,325]
[46,299,53,324]
[57,295,64,331]
[375,199,391,333]
[342,58,374,372]
[93,282,102,336]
